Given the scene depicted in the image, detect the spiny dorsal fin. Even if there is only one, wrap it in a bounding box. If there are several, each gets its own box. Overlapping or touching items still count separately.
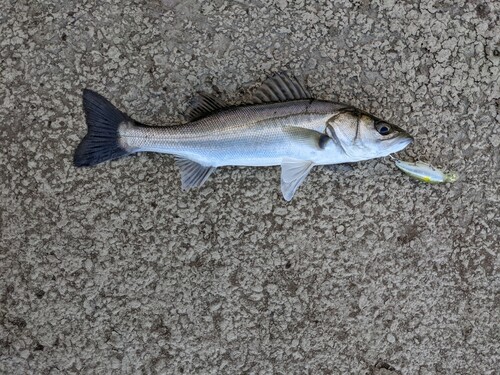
[175,157,216,190]
[249,72,312,104]
[184,93,227,122]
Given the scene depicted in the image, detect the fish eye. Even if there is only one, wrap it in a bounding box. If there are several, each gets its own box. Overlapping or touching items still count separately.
[375,122,392,135]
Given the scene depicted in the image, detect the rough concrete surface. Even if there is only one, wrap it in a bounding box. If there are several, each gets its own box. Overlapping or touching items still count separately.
[0,0,499,374]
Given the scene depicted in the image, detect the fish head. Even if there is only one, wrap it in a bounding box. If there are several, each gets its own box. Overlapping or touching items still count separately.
[327,109,413,160]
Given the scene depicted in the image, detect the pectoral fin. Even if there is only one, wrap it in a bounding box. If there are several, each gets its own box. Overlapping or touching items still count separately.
[283,127,332,150]
[281,158,315,201]
[175,157,216,190]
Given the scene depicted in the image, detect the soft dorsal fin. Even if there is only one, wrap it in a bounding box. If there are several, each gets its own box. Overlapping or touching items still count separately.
[184,93,227,122]
[250,72,312,104]
[174,157,216,190]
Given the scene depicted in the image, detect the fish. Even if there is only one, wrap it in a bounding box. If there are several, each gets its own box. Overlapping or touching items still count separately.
[393,158,458,183]
[74,73,414,200]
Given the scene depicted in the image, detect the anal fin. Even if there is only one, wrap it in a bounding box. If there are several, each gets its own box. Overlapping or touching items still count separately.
[175,157,216,190]
[281,158,315,201]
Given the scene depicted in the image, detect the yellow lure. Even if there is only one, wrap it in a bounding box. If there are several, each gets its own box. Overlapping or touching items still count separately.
[393,159,458,184]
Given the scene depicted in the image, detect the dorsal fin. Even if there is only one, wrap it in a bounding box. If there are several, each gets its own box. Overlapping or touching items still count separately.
[184,93,227,122]
[249,72,312,104]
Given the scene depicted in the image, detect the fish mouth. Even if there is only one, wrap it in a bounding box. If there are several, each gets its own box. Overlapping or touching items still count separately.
[400,134,414,148]
[383,123,414,149]
[385,133,414,153]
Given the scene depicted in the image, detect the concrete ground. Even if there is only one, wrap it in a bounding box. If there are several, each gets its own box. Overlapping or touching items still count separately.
[1,0,499,374]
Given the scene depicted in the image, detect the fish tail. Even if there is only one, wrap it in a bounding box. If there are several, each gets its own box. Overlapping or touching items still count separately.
[74,89,133,167]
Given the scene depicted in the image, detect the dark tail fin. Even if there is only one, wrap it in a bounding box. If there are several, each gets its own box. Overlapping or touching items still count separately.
[74,89,132,167]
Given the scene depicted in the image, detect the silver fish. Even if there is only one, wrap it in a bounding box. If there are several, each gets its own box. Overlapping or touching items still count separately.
[75,73,413,200]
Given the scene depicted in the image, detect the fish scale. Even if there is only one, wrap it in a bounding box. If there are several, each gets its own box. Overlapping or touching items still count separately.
[122,101,343,167]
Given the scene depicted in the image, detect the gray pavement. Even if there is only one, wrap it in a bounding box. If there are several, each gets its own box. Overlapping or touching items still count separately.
[0,0,499,374]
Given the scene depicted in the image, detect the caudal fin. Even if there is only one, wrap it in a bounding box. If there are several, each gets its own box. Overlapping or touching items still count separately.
[74,89,132,167]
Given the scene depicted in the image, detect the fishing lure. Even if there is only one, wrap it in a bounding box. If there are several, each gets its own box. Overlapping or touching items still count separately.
[393,158,458,183]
